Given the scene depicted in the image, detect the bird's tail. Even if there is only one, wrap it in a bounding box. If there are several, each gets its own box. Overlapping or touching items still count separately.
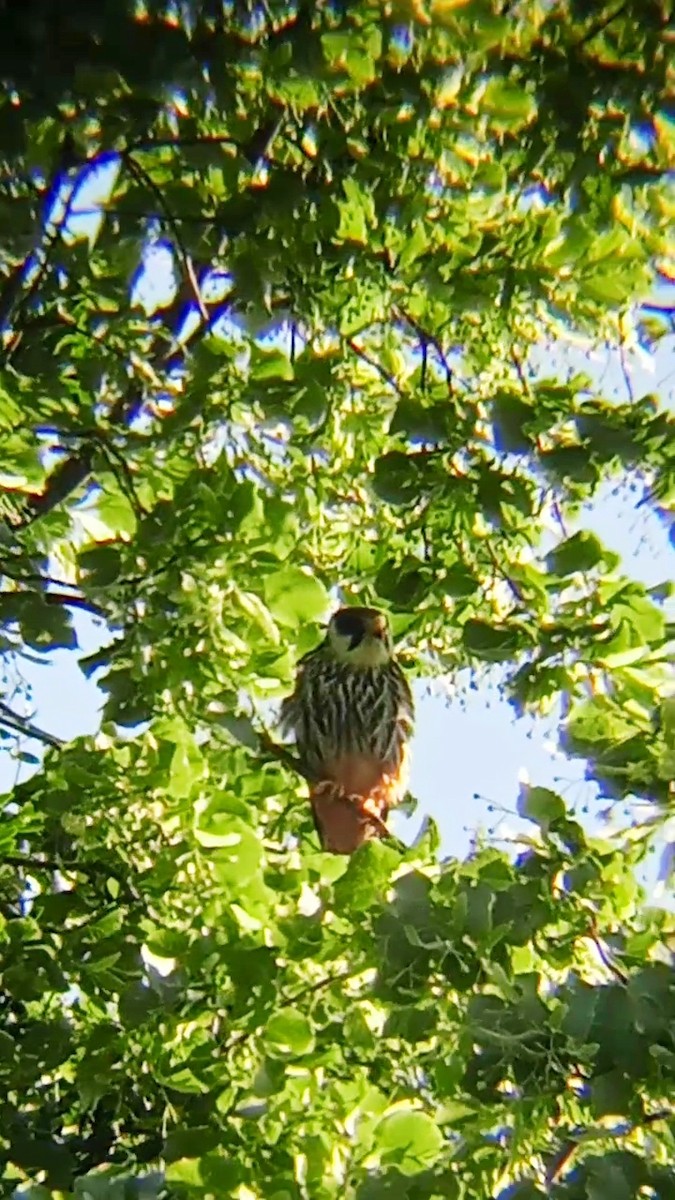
[310,781,391,855]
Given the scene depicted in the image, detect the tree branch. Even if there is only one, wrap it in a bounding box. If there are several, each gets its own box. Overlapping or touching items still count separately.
[123,152,210,323]
[0,702,64,749]
[1,150,80,361]
[2,853,141,902]
[126,116,283,165]
[394,305,454,390]
[3,110,281,533]
[0,588,104,616]
[545,1107,673,1187]
[346,338,403,395]
[43,591,105,615]
[575,0,631,49]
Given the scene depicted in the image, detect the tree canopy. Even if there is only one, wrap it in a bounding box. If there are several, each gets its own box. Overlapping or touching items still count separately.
[0,1,674,1197]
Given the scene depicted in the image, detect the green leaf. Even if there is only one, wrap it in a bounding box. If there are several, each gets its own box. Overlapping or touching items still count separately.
[322,28,381,84]
[662,697,675,748]
[614,594,665,643]
[479,78,537,130]
[461,619,526,662]
[78,544,123,585]
[517,786,566,829]
[250,345,294,382]
[546,530,605,576]
[195,812,262,885]
[73,1175,130,1199]
[145,927,190,958]
[590,1069,633,1118]
[336,178,378,245]
[565,699,636,753]
[265,1007,315,1057]
[491,392,534,454]
[263,567,329,628]
[163,1126,220,1162]
[164,1158,204,1186]
[375,1108,444,1174]
[118,981,162,1026]
[168,736,204,799]
[372,451,423,506]
[389,398,449,444]
[581,268,647,305]
[398,221,430,270]
[233,588,281,645]
[96,492,138,538]
[560,982,599,1043]
[376,558,427,608]
[333,840,400,914]
[443,563,480,598]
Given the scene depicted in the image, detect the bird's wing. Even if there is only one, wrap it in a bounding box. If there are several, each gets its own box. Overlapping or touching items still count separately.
[278,644,324,736]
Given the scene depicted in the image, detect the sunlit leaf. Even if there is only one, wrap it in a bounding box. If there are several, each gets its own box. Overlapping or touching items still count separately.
[375,1109,444,1174]
[265,1007,315,1057]
[263,567,330,627]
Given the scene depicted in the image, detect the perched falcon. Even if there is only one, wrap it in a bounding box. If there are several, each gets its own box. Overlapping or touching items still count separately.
[280,606,415,854]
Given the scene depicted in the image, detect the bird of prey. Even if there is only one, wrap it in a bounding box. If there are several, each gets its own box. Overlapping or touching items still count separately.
[280,606,414,854]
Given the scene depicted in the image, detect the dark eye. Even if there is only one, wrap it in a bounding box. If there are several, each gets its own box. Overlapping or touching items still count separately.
[334,612,365,649]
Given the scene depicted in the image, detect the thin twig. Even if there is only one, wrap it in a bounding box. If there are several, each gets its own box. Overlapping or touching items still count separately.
[617,320,635,404]
[485,538,526,606]
[124,153,210,323]
[93,435,148,521]
[583,919,628,984]
[575,0,631,49]
[394,306,453,390]
[346,339,403,395]
[545,1107,673,1187]
[510,346,533,397]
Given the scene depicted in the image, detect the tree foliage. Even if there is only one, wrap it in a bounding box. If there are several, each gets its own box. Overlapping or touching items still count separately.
[0,1,674,1196]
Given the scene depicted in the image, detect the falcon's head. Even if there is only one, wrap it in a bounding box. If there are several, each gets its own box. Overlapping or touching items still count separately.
[326,606,393,669]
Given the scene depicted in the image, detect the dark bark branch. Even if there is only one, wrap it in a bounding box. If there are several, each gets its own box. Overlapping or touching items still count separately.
[43,591,105,615]
[346,338,403,396]
[0,588,103,615]
[258,730,307,779]
[126,116,283,164]
[4,448,95,529]
[0,702,64,749]
[2,853,141,901]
